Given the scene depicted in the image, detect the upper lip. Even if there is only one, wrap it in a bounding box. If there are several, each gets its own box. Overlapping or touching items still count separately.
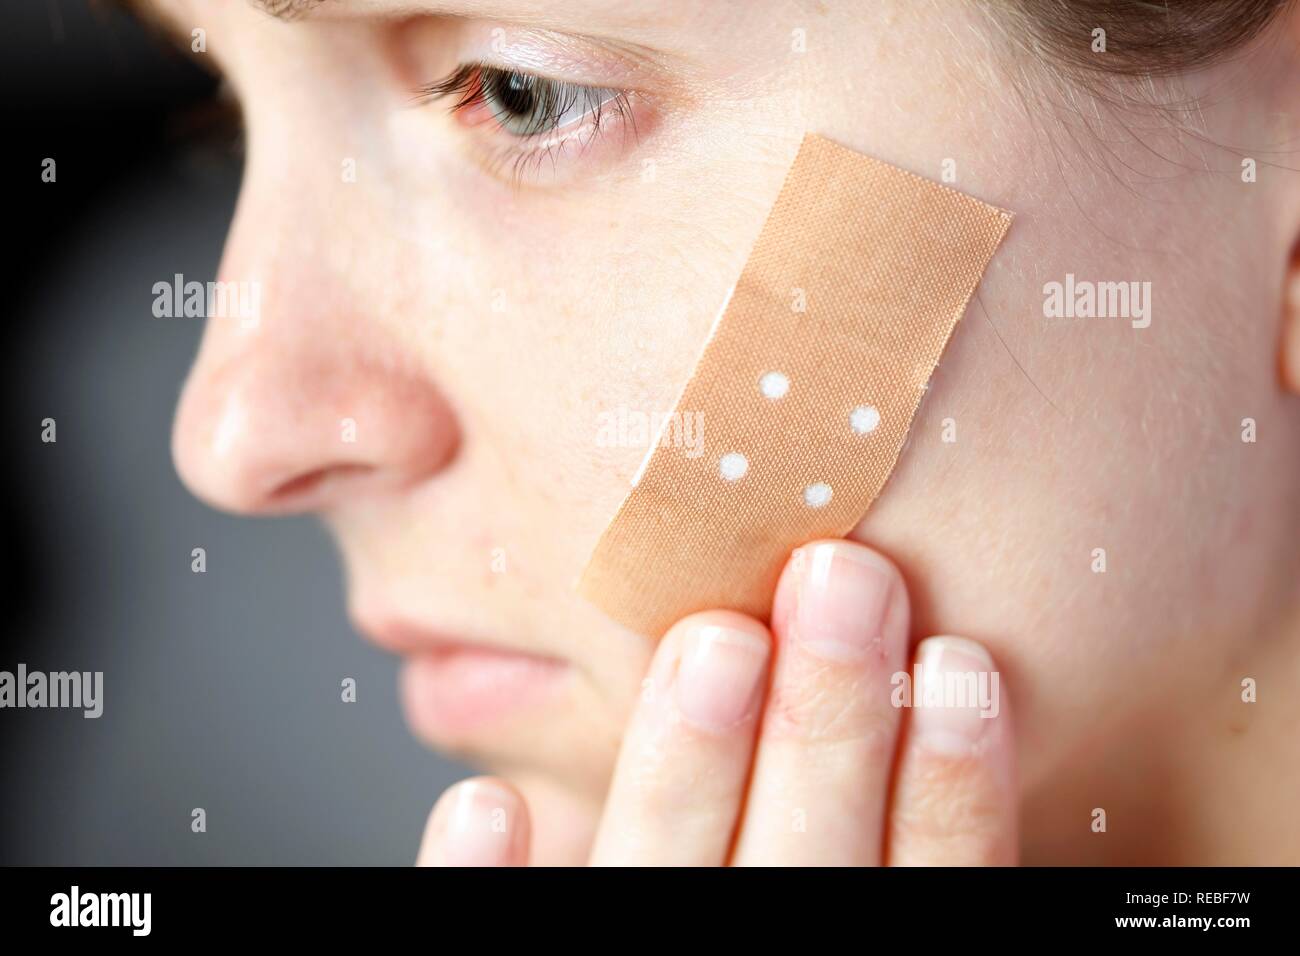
[351,609,559,664]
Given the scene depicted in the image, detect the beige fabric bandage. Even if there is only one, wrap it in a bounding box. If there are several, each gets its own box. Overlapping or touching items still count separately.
[580,133,1012,638]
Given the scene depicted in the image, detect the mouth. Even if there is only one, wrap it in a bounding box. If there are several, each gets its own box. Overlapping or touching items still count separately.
[354,614,568,741]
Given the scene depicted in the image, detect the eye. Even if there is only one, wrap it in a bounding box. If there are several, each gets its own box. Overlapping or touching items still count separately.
[478,68,621,137]
[416,63,637,184]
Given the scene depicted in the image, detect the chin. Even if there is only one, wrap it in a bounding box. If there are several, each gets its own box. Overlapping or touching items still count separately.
[399,655,623,795]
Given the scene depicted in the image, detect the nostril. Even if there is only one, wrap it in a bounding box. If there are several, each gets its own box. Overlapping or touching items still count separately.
[267,463,375,505]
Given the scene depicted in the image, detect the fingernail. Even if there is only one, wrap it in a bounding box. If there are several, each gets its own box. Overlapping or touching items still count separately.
[675,623,769,733]
[910,637,1000,755]
[427,780,521,866]
[792,541,898,662]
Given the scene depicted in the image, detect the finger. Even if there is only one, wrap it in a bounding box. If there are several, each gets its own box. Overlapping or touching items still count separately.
[731,539,910,866]
[886,636,1018,866]
[416,777,531,866]
[588,610,771,866]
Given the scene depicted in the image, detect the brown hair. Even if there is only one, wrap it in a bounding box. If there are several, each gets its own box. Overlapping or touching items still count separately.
[1004,0,1293,77]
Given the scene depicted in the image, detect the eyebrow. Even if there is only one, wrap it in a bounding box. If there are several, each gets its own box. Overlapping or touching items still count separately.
[120,0,324,24]
[256,0,670,29]
[133,0,670,34]
[124,0,691,72]
[248,0,326,20]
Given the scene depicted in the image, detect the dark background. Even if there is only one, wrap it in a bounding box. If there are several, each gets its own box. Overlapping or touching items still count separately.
[2,0,466,865]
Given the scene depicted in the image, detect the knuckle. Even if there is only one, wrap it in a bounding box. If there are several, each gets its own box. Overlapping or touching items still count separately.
[890,755,1006,859]
[617,730,729,825]
[764,665,898,755]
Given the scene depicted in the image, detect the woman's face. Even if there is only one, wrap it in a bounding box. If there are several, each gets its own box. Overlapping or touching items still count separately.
[167,0,1300,839]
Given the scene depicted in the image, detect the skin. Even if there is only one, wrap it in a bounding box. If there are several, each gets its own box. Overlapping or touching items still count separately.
[144,0,1300,864]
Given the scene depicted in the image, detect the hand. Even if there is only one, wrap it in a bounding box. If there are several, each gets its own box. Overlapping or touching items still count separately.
[416,539,1017,866]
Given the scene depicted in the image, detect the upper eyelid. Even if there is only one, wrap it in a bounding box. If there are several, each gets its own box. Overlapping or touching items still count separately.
[415,63,485,110]
[415,63,630,126]
[417,62,617,97]
[446,22,667,89]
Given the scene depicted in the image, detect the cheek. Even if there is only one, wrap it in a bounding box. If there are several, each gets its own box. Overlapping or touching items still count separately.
[423,227,759,547]
[851,240,1289,787]
[428,243,729,549]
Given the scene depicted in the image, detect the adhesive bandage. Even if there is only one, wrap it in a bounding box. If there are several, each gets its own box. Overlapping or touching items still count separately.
[580,134,1012,638]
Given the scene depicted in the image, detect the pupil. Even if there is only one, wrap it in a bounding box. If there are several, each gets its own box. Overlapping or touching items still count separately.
[494,72,536,118]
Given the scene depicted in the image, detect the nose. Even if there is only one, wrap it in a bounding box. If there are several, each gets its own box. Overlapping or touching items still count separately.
[174,336,459,515]
[172,210,458,517]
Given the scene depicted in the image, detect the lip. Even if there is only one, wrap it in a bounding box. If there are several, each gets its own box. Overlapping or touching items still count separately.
[354,613,567,740]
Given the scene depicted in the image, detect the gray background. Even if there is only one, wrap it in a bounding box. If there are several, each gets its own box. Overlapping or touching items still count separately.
[2,0,467,864]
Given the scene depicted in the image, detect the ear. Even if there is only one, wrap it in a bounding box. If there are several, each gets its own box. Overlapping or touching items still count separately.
[1274,0,1300,395]
[1280,5,1300,395]
[1285,243,1300,394]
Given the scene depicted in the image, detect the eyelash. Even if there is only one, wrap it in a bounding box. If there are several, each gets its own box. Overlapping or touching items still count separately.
[417,63,636,182]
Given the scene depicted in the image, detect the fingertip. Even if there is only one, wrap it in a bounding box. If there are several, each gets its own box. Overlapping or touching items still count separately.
[910,634,1008,756]
[772,538,910,664]
[417,776,531,867]
[660,610,771,734]
[662,609,772,650]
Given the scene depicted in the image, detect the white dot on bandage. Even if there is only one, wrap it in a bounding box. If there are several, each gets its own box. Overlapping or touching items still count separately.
[759,371,790,399]
[719,452,749,482]
[850,405,881,435]
[803,483,833,508]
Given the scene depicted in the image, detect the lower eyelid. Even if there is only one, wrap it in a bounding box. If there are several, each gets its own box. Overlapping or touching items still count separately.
[552,88,619,131]
[458,93,645,184]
